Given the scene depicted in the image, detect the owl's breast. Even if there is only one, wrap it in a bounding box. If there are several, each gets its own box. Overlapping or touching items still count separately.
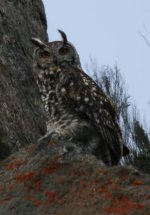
[45,92,82,136]
[36,66,90,136]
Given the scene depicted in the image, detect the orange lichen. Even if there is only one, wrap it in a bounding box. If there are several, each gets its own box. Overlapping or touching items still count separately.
[41,155,62,175]
[99,187,112,199]
[95,168,107,175]
[57,177,66,185]
[59,198,66,206]
[26,195,41,206]
[27,179,42,192]
[32,199,41,206]
[57,212,65,215]
[45,191,57,204]
[80,179,89,188]
[111,184,121,191]
[33,179,43,191]
[147,194,150,199]
[15,172,35,182]
[132,179,143,186]
[57,212,64,215]
[0,185,4,192]
[108,178,116,184]
[103,194,145,214]
[120,176,128,183]
[6,159,26,170]
[42,163,62,175]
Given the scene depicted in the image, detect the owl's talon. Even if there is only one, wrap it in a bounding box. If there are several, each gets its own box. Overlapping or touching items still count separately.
[38,131,59,143]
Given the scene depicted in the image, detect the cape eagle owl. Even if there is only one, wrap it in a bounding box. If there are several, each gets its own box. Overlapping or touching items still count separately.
[31,30,129,166]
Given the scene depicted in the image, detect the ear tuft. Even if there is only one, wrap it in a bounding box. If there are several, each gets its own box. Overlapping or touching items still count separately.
[31,37,46,48]
[57,29,68,45]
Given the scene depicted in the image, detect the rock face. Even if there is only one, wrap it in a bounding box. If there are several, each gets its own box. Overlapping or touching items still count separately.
[0,0,48,159]
[0,137,150,215]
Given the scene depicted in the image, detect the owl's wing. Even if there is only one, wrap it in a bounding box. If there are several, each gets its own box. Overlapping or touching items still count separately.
[58,64,128,163]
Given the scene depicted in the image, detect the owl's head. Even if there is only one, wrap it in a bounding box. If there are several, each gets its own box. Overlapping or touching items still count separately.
[31,30,81,69]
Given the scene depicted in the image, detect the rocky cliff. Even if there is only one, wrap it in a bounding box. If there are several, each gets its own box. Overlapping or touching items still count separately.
[0,0,47,159]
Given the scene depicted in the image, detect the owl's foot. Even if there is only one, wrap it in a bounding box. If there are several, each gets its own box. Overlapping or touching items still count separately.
[38,131,59,144]
[31,131,60,155]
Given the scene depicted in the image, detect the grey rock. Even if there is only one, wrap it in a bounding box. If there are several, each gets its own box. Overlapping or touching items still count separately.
[0,0,48,159]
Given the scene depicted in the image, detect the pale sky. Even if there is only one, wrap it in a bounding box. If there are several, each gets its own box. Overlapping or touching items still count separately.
[43,0,150,125]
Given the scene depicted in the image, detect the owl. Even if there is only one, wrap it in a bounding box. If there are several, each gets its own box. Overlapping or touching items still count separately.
[31,30,129,166]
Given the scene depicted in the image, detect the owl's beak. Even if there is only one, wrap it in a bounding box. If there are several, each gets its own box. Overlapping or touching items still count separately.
[58,29,68,46]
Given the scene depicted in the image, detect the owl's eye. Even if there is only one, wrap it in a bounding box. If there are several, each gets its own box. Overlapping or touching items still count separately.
[59,47,69,55]
[40,50,50,58]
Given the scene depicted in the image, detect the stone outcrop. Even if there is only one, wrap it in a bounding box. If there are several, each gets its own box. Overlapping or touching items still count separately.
[0,137,150,215]
[0,0,48,159]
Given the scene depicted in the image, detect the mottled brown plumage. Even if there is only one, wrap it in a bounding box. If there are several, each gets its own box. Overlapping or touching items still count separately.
[31,30,129,166]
